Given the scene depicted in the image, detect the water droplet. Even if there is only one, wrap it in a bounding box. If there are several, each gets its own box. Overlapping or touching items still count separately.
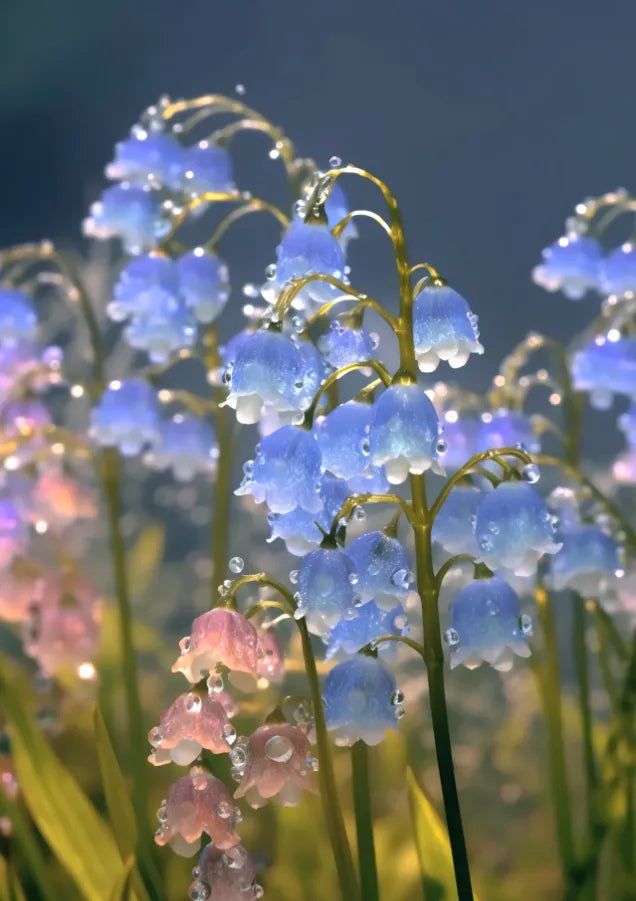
[224,846,248,869]
[522,463,541,483]
[189,881,210,901]
[179,635,191,653]
[290,569,299,584]
[149,727,163,747]
[185,693,202,713]
[353,505,366,521]
[360,438,371,455]
[368,561,380,576]
[348,572,359,585]
[223,723,237,745]
[329,155,342,167]
[445,628,460,647]
[216,799,234,819]
[391,689,404,705]
[242,283,260,298]
[156,804,168,822]
[269,148,280,160]
[265,264,277,281]
[253,885,265,899]
[207,672,224,694]
[436,439,448,455]
[235,83,246,95]
[264,734,294,763]
[394,704,405,719]
[229,556,244,574]
[230,746,247,768]
[519,614,533,636]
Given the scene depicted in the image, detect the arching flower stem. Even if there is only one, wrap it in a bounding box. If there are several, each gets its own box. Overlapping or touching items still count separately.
[203,199,289,252]
[351,740,380,901]
[304,360,392,426]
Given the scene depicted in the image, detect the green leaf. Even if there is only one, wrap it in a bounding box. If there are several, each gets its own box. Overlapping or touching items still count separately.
[128,524,165,597]
[406,767,479,901]
[93,706,138,859]
[108,857,136,901]
[0,662,124,901]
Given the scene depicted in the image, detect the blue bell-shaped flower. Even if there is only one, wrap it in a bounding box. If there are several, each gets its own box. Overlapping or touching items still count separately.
[109,254,179,322]
[447,576,532,671]
[571,337,636,408]
[267,475,349,557]
[412,283,483,372]
[324,601,409,661]
[432,485,482,556]
[294,547,357,636]
[83,183,170,254]
[89,379,161,456]
[177,249,230,324]
[235,426,323,514]
[105,130,184,188]
[547,525,623,595]
[475,482,562,577]
[147,415,218,481]
[369,384,443,484]
[532,234,602,299]
[476,411,540,455]
[315,401,374,481]
[345,531,413,610]
[123,293,197,363]
[599,243,636,297]
[323,656,402,746]
[177,142,235,195]
[0,289,37,347]
[319,321,378,370]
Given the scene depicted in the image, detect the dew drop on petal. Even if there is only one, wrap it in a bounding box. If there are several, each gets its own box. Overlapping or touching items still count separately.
[519,614,533,635]
[445,628,460,647]
[522,463,541,483]
[329,155,342,167]
[185,693,202,713]
[264,734,294,763]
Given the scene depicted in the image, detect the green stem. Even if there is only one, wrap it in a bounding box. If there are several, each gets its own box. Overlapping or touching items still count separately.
[211,404,234,604]
[411,474,474,901]
[298,620,359,901]
[534,587,576,886]
[99,449,149,844]
[351,741,380,901]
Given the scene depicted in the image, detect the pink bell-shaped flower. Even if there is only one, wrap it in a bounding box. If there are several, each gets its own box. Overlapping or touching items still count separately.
[23,571,101,676]
[233,724,317,808]
[172,608,261,689]
[148,691,237,766]
[189,843,262,901]
[30,470,96,530]
[255,627,285,687]
[155,770,241,857]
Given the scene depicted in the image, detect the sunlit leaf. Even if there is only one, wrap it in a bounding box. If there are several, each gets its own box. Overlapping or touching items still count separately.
[128,524,165,597]
[406,767,480,901]
[93,706,137,859]
[0,662,123,900]
[108,857,135,901]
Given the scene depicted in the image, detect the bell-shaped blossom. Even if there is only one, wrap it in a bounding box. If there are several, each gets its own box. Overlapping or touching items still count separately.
[571,337,636,408]
[547,525,623,595]
[232,724,316,808]
[105,130,184,188]
[124,296,197,363]
[177,249,230,323]
[147,416,218,481]
[0,501,27,566]
[23,572,101,676]
[599,243,636,297]
[345,531,413,610]
[223,330,314,425]
[267,475,349,556]
[236,426,323,515]
[219,329,253,371]
[432,485,482,556]
[262,221,346,310]
[190,843,260,901]
[178,142,235,194]
[148,691,236,766]
[294,338,326,411]
[89,379,161,455]
[154,770,240,856]
[30,470,96,530]
[109,253,178,322]
[475,482,562,577]
[315,401,374,481]
[532,234,602,299]
[323,656,402,746]
[255,627,285,686]
[0,289,37,347]
[369,384,443,484]
[319,321,377,370]
[437,414,479,471]
[346,464,390,495]
[172,608,261,688]
[83,183,170,254]
[294,547,357,636]
[447,576,531,671]
[325,601,409,661]
[477,411,540,454]
[413,284,483,372]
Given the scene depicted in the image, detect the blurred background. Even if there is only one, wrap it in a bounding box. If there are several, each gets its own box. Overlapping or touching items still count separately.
[2,3,635,898]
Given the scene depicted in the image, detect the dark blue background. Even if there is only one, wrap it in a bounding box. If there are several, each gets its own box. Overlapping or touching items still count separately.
[1,0,634,377]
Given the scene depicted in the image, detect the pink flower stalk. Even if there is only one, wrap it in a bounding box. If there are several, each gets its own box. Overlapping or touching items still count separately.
[30,470,96,530]
[155,770,241,857]
[190,843,262,901]
[233,723,317,808]
[255,627,285,687]
[172,608,261,689]
[23,571,101,676]
[148,691,237,766]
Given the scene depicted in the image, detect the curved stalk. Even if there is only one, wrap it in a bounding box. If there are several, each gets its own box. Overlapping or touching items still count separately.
[351,741,380,901]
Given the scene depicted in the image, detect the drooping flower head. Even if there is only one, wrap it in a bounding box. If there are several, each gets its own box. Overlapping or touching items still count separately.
[124,300,197,363]
[172,608,262,689]
[89,379,161,455]
[345,531,413,610]
[235,426,323,515]
[148,691,236,766]
[109,253,178,322]
[325,601,409,661]
[105,130,184,188]
[190,843,261,901]
[323,656,402,746]
[413,283,483,372]
[148,415,218,481]
[0,289,38,347]
[177,249,230,323]
[315,401,374,482]
[475,482,562,577]
[294,547,357,636]
[262,221,346,311]
[179,142,235,195]
[447,576,532,671]
[571,337,636,408]
[547,525,623,595]
[599,243,636,297]
[232,724,316,808]
[83,183,170,254]
[476,411,540,455]
[266,475,349,557]
[320,321,378,370]
[532,234,602,299]
[154,770,240,856]
[432,485,482,556]
[369,384,443,484]
[30,470,97,531]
